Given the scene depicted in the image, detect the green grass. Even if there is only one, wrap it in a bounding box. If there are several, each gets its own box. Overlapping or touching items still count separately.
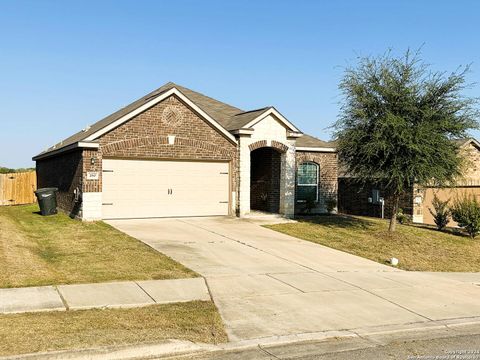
[266,215,480,272]
[0,204,196,288]
[0,301,227,356]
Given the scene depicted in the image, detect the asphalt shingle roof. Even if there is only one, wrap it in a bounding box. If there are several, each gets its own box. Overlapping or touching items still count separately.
[36,82,334,157]
[296,134,336,148]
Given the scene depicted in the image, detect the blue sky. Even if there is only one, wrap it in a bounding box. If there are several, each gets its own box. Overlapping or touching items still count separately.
[1,0,479,167]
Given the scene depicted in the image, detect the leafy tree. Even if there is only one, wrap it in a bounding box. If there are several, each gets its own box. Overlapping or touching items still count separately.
[334,50,479,232]
[0,167,15,174]
[428,194,451,230]
[0,167,34,174]
[451,195,480,238]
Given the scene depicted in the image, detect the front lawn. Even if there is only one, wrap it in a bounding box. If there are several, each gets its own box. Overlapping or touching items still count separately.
[266,215,480,272]
[0,301,227,356]
[0,204,196,288]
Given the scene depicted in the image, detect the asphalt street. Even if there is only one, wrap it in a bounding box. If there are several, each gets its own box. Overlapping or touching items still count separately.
[167,324,480,360]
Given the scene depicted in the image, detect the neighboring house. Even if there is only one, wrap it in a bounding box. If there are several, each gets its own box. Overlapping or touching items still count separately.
[338,138,480,226]
[33,82,337,220]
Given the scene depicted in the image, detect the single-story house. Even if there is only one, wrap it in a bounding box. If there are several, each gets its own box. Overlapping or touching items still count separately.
[338,138,480,226]
[33,82,337,220]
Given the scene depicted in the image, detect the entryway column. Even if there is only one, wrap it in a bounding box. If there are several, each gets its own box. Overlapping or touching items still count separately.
[279,142,296,217]
[238,135,251,216]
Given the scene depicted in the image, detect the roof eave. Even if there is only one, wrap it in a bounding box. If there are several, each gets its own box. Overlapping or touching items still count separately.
[230,128,254,135]
[296,146,337,153]
[33,141,100,161]
[459,138,480,150]
[287,131,303,139]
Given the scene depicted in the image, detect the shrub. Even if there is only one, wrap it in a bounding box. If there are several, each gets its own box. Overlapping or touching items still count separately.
[451,195,480,238]
[396,208,412,224]
[326,197,337,214]
[428,194,450,231]
[303,195,316,214]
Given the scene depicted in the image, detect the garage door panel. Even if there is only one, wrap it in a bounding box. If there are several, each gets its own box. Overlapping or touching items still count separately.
[101,159,230,219]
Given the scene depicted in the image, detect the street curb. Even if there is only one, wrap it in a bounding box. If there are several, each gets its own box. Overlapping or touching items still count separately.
[0,340,216,360]
[3,317,480,360]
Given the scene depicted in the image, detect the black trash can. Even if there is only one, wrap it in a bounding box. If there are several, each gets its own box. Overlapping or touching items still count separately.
[35,188,58,216]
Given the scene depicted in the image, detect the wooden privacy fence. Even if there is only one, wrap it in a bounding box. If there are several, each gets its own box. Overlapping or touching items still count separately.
[0,171,37,206]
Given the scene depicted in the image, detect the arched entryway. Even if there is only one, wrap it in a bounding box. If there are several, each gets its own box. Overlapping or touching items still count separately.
[250,147,282,213]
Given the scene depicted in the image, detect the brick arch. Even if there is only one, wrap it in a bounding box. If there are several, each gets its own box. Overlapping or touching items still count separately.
[271,140,289,153]
[101,136,235,157]
[248,140,289,153]
[249,140,267,151]
[101,136,169,154]
[296,158,321,169]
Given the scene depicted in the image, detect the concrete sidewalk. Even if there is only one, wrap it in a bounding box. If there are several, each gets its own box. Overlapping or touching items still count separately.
[0,277,210,314]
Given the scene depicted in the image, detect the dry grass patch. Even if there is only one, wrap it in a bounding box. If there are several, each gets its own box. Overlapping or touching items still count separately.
[0,204,196,288]
[266,215,480,272]
[0,301,227,356]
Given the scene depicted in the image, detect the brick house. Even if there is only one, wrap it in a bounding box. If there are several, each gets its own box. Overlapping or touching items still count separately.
[33,82,337,220]
[338,138,480,226]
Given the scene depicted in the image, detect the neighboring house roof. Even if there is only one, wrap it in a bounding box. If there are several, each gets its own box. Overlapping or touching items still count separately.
[338,137,480,178]
[34,82,333,158]
[454,137,480,150]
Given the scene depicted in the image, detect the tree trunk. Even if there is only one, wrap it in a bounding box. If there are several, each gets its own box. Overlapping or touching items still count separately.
[388,194,400,232]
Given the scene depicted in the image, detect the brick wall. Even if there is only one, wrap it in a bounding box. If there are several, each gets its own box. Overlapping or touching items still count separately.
[295,151,338,214]
[338,178,413,218]
[36,150,83,217]
[35,94,238,218]
[82,149,101,193]
[98,95,238,196]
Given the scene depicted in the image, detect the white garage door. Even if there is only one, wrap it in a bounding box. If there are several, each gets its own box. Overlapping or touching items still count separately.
[102,159,230,219]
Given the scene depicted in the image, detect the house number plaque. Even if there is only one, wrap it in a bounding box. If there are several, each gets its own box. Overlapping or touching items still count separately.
[86,171,99,180]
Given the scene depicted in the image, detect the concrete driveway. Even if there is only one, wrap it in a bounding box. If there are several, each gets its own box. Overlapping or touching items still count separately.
[107,217,480,343]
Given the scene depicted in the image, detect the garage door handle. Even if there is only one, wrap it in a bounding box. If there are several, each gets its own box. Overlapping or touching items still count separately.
[102,203,113,206]
[219,201,228,203]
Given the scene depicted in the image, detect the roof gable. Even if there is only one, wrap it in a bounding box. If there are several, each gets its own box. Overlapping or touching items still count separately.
[456,138,480,151]
[241,107,300,133]
[35,83,240,157]
[83,87,237,144]
[34,82,333,158]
